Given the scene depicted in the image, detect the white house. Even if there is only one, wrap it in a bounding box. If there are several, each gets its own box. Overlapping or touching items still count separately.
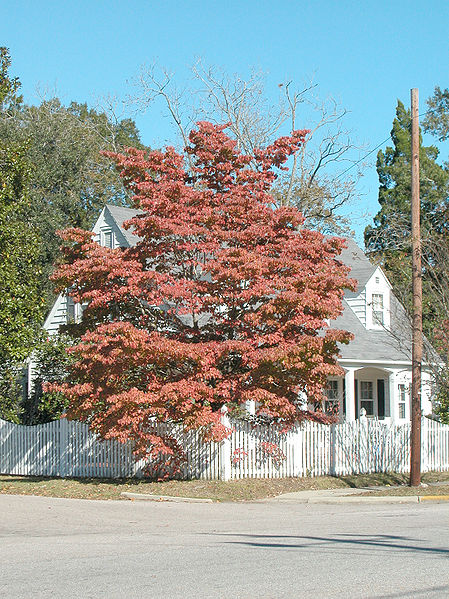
[41,204,434,424]
[327,239,433,423]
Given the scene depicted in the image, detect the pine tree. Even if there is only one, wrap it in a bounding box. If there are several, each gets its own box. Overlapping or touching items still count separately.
[364,100,449,333]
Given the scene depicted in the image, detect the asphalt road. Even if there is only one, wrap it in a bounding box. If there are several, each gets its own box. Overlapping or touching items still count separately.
[1,494,448,599]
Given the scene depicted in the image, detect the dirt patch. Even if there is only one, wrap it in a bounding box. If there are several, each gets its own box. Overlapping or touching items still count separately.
[1,471,448,502]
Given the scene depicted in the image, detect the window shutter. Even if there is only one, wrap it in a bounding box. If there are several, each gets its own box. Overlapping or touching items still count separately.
[377,379,385,419]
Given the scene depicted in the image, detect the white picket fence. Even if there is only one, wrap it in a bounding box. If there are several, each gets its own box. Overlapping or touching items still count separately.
[0,418,221,480]
[1,416,448,480]
[227,417,449,479]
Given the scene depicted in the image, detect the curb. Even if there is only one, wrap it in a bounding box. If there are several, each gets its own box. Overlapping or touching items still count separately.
[121,492,213,503]
[307,495,419,504]
[120,493,449,505]
[419,495,449,502]
[268,495,419,504]
[272,495,449,504]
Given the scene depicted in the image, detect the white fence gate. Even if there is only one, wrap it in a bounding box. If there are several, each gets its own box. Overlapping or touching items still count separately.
[1,416,448,480]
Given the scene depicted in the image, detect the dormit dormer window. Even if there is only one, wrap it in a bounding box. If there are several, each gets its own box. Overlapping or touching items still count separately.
[372,293,384,326]
[364,269,391,330]
[66,297,85,324]
[100,229,114,248]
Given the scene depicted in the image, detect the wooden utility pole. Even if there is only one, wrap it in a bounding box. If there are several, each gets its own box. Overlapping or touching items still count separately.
[410,87,422,487]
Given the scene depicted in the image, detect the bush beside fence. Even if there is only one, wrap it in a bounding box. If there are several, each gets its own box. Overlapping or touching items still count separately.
[1,416,448,481]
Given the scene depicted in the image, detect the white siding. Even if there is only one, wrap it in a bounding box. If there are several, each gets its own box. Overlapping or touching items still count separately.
[43,207,130,338]
[43,294,70,336]
[346,288,367,326]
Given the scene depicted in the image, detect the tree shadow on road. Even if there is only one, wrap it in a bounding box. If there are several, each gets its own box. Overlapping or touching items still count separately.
[213,532,449,556]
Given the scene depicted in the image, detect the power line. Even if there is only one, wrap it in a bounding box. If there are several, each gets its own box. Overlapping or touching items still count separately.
[333,105,442,182]
[334,135,392,181]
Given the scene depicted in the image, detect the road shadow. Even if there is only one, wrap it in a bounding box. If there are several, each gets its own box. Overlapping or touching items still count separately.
[211,532,449,556]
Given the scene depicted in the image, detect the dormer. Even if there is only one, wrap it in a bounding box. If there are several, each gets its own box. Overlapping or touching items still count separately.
[338,239,393,331]
[345,267,391,331]
[364,268,391,330]
[91,205,134,249]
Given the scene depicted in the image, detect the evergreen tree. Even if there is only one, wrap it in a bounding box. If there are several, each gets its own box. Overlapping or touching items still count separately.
[0,47,148,421]
[0,142,44,421]
[423,86,449,142]
[364,100,449,334]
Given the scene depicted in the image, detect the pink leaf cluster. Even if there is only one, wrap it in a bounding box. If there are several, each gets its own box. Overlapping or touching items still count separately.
[50,121,355,471]
[231,447,248,465]
[258,441,287,466]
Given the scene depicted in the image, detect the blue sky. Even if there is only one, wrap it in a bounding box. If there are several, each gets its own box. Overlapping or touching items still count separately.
[2,0,448,242]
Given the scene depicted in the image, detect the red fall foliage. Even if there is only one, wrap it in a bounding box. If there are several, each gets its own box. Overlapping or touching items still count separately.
[48,122,355,470]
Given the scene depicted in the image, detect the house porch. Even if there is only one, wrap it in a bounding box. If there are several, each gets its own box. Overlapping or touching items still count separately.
[327,366,405,423]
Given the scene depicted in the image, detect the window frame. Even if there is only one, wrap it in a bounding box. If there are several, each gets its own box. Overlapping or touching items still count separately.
[322,379,340,415]
[359,380,376,416]
[100,228,114,249]
[398,383,408,420]
[371,293,385,327]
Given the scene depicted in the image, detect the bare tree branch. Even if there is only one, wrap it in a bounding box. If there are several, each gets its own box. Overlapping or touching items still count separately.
[129,62,364,234]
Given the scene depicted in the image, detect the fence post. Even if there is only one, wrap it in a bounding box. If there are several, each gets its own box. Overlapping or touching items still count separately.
[219,406,232,481]
[292,426,302,477]
[329,424,336,476]
[359,409,368,473]
[0,419,5,474]
[58,418,70,477]
[420,416,427,473]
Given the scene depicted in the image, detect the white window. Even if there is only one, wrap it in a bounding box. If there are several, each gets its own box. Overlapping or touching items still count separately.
[323,380,340,414]
[67,297,76,323]
[101,229,114,248]
[360,381,375,415]
[398,384,407,419]
[66,297,85,324]
[326,380,339,401]
[372,293,384,326]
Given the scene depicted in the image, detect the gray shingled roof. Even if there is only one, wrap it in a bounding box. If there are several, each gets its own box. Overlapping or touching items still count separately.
[332,296,411,362]
[105,205,412,363]
[105,205,142,247]
[332,239,412,362]
[106,209,376,289]
[338,237,377,295]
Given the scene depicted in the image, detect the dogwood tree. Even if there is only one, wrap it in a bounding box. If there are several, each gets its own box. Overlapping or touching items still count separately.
[49,122,354,468]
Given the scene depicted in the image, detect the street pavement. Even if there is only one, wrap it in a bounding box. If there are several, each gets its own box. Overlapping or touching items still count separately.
[1,494,448,598]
